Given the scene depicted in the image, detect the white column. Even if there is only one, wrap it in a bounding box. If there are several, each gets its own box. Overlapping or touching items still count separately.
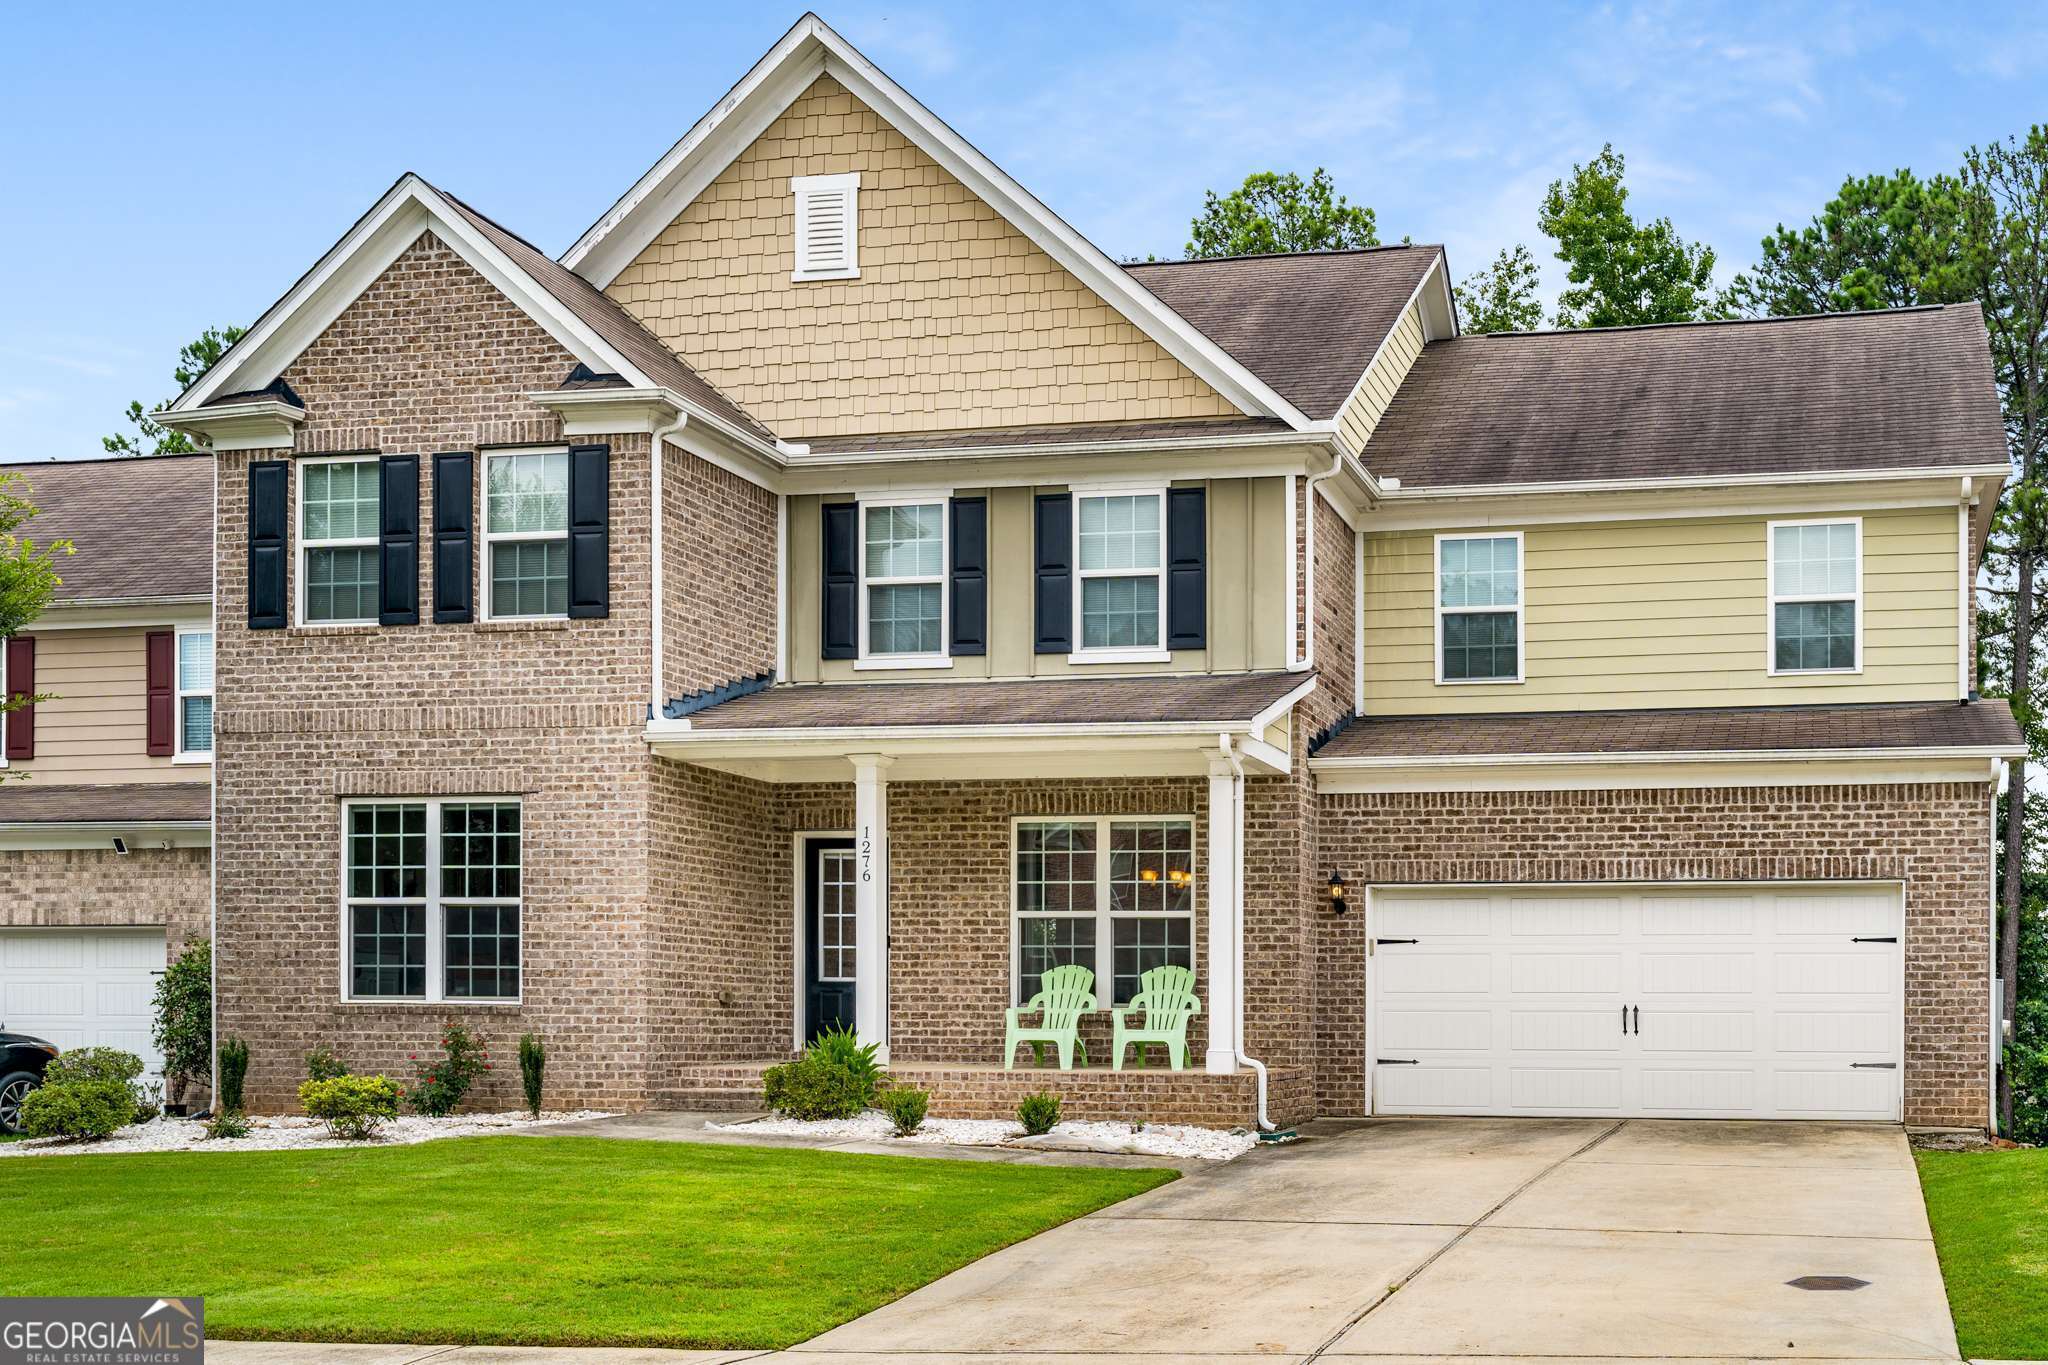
[1205,754,1241,1074]
[850,754,893,1063]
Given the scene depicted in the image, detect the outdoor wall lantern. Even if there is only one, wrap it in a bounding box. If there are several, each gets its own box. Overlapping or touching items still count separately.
[1327,870,1348,913]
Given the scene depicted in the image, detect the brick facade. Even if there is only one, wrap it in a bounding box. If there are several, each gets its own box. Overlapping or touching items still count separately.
[0,848,209,954]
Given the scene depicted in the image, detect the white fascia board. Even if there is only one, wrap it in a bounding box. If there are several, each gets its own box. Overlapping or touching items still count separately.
[0,821,212,851]
[154,399,303,452]
[172,176,653,415]
[1250,676,1319,731]
[560,16,1310,428]
[777,431,1340,495]
[1310,743,2025,773]
[1314,755,2006,795]
[1333,252,1445,442]
[648,718,1285,744]
[526,388,784,489]
[1374,462,2016,504]
[32,600,211,630]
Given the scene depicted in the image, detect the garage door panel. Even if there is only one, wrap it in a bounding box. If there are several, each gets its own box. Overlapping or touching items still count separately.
[1774,952,1890,995]
[94,935,166,970]
[1773,1068,1896,1118]
[1509,952,1622,994]
[1510,1009,1621,1053]
[1775,892,1894,937]
[1377,1064,1492,1111]
[1379,1008,1491,1052]
[1642,1068,1756,1113]
[1380,952,1491,994]
[1640,1010,1756,1053]
[1509,897,1621,936]
[1642,895,1756,936]
[1641,951,1754,994]
[1510,1066,1622,1111]
[1376,898,1491,938]
[0,929,168,1082]
[1,936,85,970]
[1775,1011,1892,1054]
[4,981,86,1017]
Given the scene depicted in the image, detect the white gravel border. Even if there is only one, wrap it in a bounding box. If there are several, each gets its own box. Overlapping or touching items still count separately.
[712,1110,1257,1161]
[0,1110,613,1157]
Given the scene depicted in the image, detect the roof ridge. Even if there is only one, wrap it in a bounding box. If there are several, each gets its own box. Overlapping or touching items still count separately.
[1,451,214,470]
[1475,304,1952,341]
[1125,243,1439,269]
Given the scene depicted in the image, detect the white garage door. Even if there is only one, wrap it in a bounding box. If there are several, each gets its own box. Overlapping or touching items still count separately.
[0,929,168,1082]
[1369,885,1902,1121]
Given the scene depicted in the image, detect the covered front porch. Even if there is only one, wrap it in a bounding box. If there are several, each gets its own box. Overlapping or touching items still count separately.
[644,672,1317,1129]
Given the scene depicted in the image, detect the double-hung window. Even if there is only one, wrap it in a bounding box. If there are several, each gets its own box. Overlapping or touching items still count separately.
[299,457,380,625]
[859,497,947,665]
[485,448,571,620]
[1436,532,1522,683]
[174,628,212,761]
[1769,519,1861,673]
[344,797,522,1002]
[1074,488,1166,660]
[1013,816,1194,1006]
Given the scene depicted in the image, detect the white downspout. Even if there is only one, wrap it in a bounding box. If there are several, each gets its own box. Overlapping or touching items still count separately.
[1219,734,1274,1131]
[1290,442,1347,675]
[648,413,685,715]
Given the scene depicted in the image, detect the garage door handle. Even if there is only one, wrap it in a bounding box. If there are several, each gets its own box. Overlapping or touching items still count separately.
[1851,936,1897,943]
[1622,1005,1629,1035]
[1374,938,1419,946]
[1377,1058,1419,1065]
[1850,1062,1897,1069]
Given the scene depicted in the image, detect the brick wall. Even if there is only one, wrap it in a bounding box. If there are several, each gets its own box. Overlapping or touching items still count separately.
[0,848,209,954]
[661,446,777,700]
[1315,783,1995,1128]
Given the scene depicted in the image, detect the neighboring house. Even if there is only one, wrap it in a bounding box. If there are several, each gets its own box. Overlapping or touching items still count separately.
[153,15,2018,1130]
[0,454,214,1083]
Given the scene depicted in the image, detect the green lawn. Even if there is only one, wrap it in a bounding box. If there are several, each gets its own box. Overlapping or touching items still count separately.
[1916,1146,2048,1359]
[0,1135,1173,1349]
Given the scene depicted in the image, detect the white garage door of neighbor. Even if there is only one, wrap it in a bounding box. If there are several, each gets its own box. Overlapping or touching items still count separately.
[0,929,168,1081]
[1369,885,1903,1121]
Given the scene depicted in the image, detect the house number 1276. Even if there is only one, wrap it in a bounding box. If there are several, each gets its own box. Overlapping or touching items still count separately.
[859,828,874,884]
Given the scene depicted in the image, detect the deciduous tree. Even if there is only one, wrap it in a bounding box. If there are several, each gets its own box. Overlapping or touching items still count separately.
[1186,169,1378,259]
[1537,145,1719,327]
[1455,245,1545,334]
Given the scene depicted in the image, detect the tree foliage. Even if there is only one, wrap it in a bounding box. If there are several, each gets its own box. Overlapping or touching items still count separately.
[1537,144,1719,328]
[1721,170,1974,317]
[103,325,246,456]
[1186,169,1378,259]
[1455,245,1546,334]
[1,474,71,778]
[150,939,212,1101]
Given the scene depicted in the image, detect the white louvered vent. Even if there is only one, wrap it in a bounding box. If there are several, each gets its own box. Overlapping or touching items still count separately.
[792,172,860,281]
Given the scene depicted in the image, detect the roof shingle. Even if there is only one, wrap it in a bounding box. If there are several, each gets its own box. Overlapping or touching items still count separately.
[682,672,1306,730]
[0,454,212,603]
[0,783,211,825]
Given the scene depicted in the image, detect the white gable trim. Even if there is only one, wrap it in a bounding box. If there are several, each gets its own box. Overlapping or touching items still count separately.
[559,14,1312,428]
[169,175,653,414]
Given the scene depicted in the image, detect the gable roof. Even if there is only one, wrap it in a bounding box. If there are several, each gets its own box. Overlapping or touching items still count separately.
[1125,246,1446,420]
[166,175,773,447]
[0,454,212,603]
[1365,303,2007,489]
[557,13,1310,428]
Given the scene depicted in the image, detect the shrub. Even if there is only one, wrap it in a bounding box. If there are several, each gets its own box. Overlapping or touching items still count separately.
[130,1081,163,1124]
[299,1075,400,1140]
[19,1079,136,1141]
[217,1037,250,1114]
[204,1109,250,1140]
[761,1053,870,1120]
[1017,1091,1061,1136]
[304,1047,349,1082]
[150,939,211,1106]
[46,1047,143,1088]
[518,1033,546,1119]
[878,1086,929,1136]
[407,1020,490,1116]
[807,1024,882,1106]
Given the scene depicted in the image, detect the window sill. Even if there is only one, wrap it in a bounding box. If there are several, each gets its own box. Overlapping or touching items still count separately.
[1433,676,1526,686]
[853,655,952,671]
[338,998,525,1009]
[1768,667,1864,677]
[478,618,570,633]
[288,623,379,637]
[1067,649,1171,665]
[171,753,212,767]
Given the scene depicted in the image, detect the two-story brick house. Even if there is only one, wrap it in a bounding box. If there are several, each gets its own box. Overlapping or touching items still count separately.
[155,15,2020,1130]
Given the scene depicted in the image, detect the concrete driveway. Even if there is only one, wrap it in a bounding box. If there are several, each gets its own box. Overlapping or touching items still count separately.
[776,1117,1959,1364]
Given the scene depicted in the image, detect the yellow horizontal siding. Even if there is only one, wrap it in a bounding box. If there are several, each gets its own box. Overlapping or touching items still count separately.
[1337,302,1425,452]
[9,627,193,783]
[1362,506,1960,713]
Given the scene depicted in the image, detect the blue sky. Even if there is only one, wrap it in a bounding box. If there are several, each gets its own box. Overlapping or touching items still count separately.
[1,1,2036,461]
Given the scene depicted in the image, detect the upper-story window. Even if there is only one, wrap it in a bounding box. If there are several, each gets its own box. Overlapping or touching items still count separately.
[175,628,213,760]
[1074,489,1166,660]
[791,172,860,281]
[1770,519,1861,674]
[485,448,570,621]
[859,498,947,666]
[300,457,380,626]
[1436,532,1522,684]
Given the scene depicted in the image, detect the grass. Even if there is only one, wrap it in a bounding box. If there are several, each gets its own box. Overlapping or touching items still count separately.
[1915,1146,2048,1359]
[0,1135,1173,1349]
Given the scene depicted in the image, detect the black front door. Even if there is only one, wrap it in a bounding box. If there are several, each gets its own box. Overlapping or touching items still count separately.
[804,837,857,1042]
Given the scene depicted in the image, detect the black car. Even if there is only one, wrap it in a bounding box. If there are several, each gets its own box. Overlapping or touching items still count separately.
[0,1031,60,1134]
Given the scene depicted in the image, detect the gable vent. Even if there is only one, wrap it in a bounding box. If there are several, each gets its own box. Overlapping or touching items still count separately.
[792,172,860,281]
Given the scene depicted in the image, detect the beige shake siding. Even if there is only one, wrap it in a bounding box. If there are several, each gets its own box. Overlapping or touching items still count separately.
[786,478,1293,683]
[1361,505,1960,713]
[1337,298,1427,453]
[605,76,1240,439]
[9,628,195,783]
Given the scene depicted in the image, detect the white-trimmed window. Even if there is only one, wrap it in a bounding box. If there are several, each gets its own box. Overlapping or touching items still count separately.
[1770,518,1862,674]
[1013,816,1194,1006]
[484,448,570,621]
[1073,488,1167,661]
[344,797,522,1002]
[299,456,380,626]
[792,172,860,281]
[174,627,213,761]
[1435,532,1523,684]
[858,496,947,666]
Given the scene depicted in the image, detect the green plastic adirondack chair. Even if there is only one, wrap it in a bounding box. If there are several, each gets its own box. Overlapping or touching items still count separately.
[1005,964,1096,1069]
[1111,964,1200,1070]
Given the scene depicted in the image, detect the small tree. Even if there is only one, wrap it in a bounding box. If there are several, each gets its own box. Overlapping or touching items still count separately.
[1186,169,1378,259]
[1537,144,1719,328]
[1455,245,1546,334]
[150,939,212,1109]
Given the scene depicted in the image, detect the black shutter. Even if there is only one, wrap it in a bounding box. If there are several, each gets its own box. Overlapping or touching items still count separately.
[566,443,610,619]
[1033,492,1072,654]
[821,502,857,660]
[1166,486,1207,651]
[431,451,474,624]
[377,454,420,626]
[949,497,987,656]
[247,460,289,629]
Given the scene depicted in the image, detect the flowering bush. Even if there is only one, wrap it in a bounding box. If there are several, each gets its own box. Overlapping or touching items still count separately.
[299,1075,399,1140]
[406,1020,491,1116]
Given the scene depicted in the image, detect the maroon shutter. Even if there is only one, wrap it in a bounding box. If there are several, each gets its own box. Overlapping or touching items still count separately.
[145,630,174,757]
[4,636,33,760]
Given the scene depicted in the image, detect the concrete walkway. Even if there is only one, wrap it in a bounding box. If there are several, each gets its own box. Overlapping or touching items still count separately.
[209,1117,1962,1365]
